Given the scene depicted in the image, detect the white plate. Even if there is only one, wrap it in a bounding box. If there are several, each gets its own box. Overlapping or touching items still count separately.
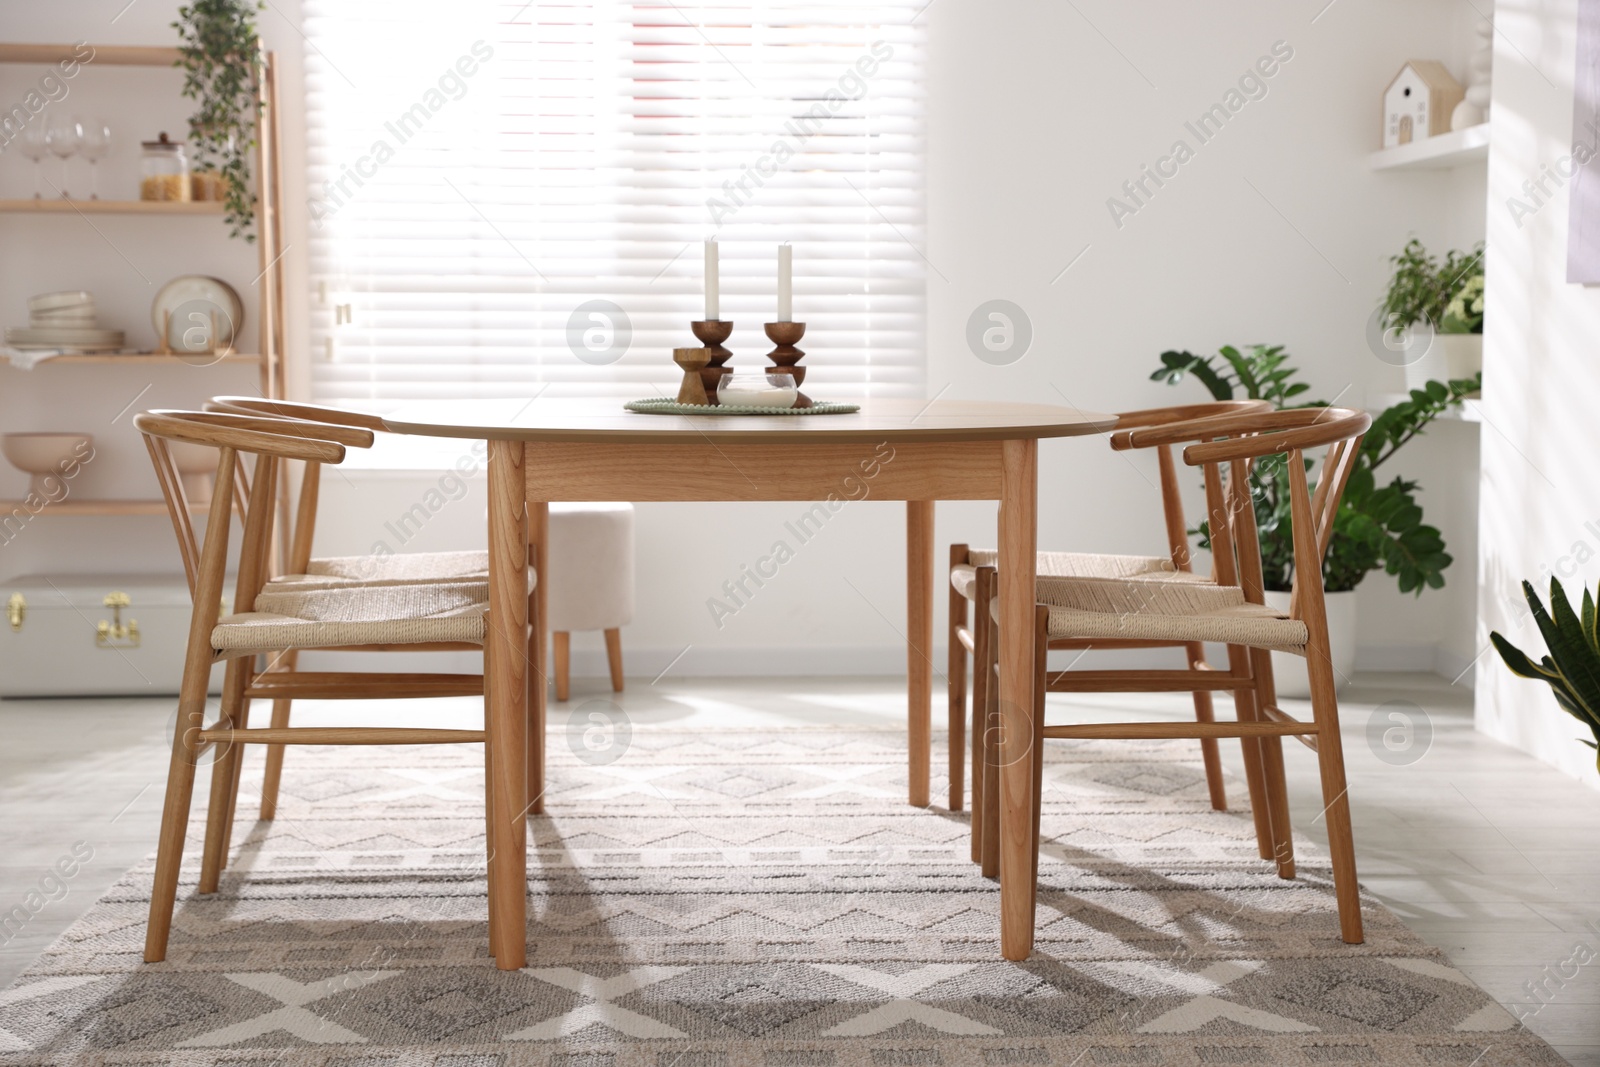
[27,291,93,312]
[7,328,124,343]
[6,342,123,352]
[151,276,242,353]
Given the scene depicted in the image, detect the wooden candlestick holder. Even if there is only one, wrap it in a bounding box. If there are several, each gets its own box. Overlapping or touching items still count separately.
[691,319,733,402]
[763,321,806,386]
[673,347,711,405]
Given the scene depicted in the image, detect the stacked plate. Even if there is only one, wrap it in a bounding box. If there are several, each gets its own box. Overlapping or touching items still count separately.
[6,292,124,352]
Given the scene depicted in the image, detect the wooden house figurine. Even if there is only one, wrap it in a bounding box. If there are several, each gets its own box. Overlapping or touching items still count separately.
[1383,61,1464,147]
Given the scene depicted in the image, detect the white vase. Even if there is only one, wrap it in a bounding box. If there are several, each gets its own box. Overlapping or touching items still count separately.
[1403,332,1481,391]
[1262,589,1356,698]
[1434,332,1483,381]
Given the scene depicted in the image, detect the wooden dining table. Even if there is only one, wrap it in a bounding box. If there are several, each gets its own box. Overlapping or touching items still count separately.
[382,398,1115,968]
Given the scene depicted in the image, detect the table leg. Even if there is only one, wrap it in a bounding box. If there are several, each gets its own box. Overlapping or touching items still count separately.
[906,500,934,808]
[529,500,549,816]
[998,438,1037,961]
[487,440,529,970]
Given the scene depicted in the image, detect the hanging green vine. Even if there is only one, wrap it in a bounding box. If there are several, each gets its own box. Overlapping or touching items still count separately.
[173,0,264,241]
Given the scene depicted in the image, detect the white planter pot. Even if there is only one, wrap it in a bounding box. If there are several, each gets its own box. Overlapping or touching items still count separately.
[1262,590,1356,698]
[1403,332,1481,390]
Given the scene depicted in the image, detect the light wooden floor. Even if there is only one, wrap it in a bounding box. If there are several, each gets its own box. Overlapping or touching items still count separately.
[0,672,1594,1063]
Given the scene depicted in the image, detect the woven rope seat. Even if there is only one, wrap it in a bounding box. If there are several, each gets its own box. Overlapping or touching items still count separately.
[989,574,1309,654]
[211,578,489,652]
[304,550,489,583]
[950,549,1212,601]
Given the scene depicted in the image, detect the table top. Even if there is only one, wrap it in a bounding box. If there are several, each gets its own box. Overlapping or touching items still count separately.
[382,398,1116,444]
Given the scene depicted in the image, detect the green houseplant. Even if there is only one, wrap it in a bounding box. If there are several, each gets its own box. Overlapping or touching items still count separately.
[1152,344,1478,694]
[1492,579,1600,772]
[1152,344,1479,597]
[1381,238,1485,388]
[173,0,264,241]
[1380,238,1483,334]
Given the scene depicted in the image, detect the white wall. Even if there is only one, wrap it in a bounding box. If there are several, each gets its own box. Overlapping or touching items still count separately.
[1,1,1489,684]
[1476,0,1600,786]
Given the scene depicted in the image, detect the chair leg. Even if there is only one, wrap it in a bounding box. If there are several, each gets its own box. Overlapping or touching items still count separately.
[554,631,570,702]
[218,671,255,868]
[968,587,990,865]
[604,628,625,692]
[1250,647,1296,879]
[1224,643,1277,861]
[1030,605,1048,888]
[1184,642,1227,811]
[483,608,498,955]
[529,507,548,817]
[259,698,292,820]
[145,650,220,962]
[219,696,249,863]
[1304,643,1363,943]
[980,610,1002,880]
[257,650,298,821]
[200,660,249,893]
[947,545,969,813]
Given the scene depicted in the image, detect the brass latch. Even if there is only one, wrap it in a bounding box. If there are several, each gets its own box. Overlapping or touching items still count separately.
[96,591,140,649]
[6,593,22,632]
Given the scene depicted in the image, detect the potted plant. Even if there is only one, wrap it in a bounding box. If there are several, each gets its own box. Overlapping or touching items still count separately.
[1152,344,1479,695]
[1380,238,1485,391]
[1492,579,1600,773]
[173,0,264,241]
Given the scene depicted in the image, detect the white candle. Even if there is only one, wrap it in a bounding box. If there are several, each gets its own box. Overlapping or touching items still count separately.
[777,243,792,322]
[704,238,719,321]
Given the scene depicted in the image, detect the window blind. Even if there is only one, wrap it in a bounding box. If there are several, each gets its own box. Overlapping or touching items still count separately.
[302,0,925,409]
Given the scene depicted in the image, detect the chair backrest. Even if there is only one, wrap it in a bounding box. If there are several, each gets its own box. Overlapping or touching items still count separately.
[1179,407,1371,626]
[206,395,387,432]
[136,411,349,649]
[1108,399,1273,576]
[205,397,386,575]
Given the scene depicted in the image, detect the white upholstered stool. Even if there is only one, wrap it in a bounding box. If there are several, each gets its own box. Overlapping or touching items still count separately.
[548,501,635,700]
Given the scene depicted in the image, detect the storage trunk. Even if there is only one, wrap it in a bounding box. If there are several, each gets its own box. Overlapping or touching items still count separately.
[1,573,224,697]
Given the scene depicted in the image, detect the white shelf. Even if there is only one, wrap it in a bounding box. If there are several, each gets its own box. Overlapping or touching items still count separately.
[0,199,223,215]
[1370,392,1483,423]
[2,352,261,367]
[1369,124,1490,171]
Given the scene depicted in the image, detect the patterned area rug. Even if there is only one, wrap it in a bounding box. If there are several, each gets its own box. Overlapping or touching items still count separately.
[0,725,1562,1065]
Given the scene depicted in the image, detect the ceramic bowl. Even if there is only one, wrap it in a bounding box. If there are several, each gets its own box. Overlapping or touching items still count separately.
[1,433,94,498]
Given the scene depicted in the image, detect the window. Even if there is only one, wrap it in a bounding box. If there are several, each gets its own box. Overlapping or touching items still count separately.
[303,1,925,409]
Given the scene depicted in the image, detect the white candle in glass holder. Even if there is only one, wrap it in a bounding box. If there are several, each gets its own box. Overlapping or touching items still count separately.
[704,238,719,321]
[717,372,799,408]
[777,243,792,322]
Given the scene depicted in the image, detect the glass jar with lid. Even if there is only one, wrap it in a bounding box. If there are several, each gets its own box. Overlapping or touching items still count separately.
[139,132,190,201]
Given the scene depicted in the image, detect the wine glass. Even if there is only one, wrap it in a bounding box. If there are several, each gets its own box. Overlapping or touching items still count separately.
[79,118,109,200]
[45,114,81,199]
[17,124,47,199]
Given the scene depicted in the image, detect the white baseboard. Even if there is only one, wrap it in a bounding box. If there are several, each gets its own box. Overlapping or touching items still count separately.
[1432,646,1476,688]
[300,642,1477,685]
[1355,643,1435,673]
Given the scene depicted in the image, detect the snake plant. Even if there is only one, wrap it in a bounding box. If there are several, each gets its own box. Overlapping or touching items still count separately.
[1491,578,1600,768]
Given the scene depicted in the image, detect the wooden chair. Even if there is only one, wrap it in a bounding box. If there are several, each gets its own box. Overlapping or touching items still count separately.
[203,396,493,821]
[948,400,1273,856]
[136,409,493,963]
[976,406,1372,943]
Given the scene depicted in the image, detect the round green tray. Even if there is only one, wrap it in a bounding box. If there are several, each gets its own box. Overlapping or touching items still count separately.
[625,398,860,416]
